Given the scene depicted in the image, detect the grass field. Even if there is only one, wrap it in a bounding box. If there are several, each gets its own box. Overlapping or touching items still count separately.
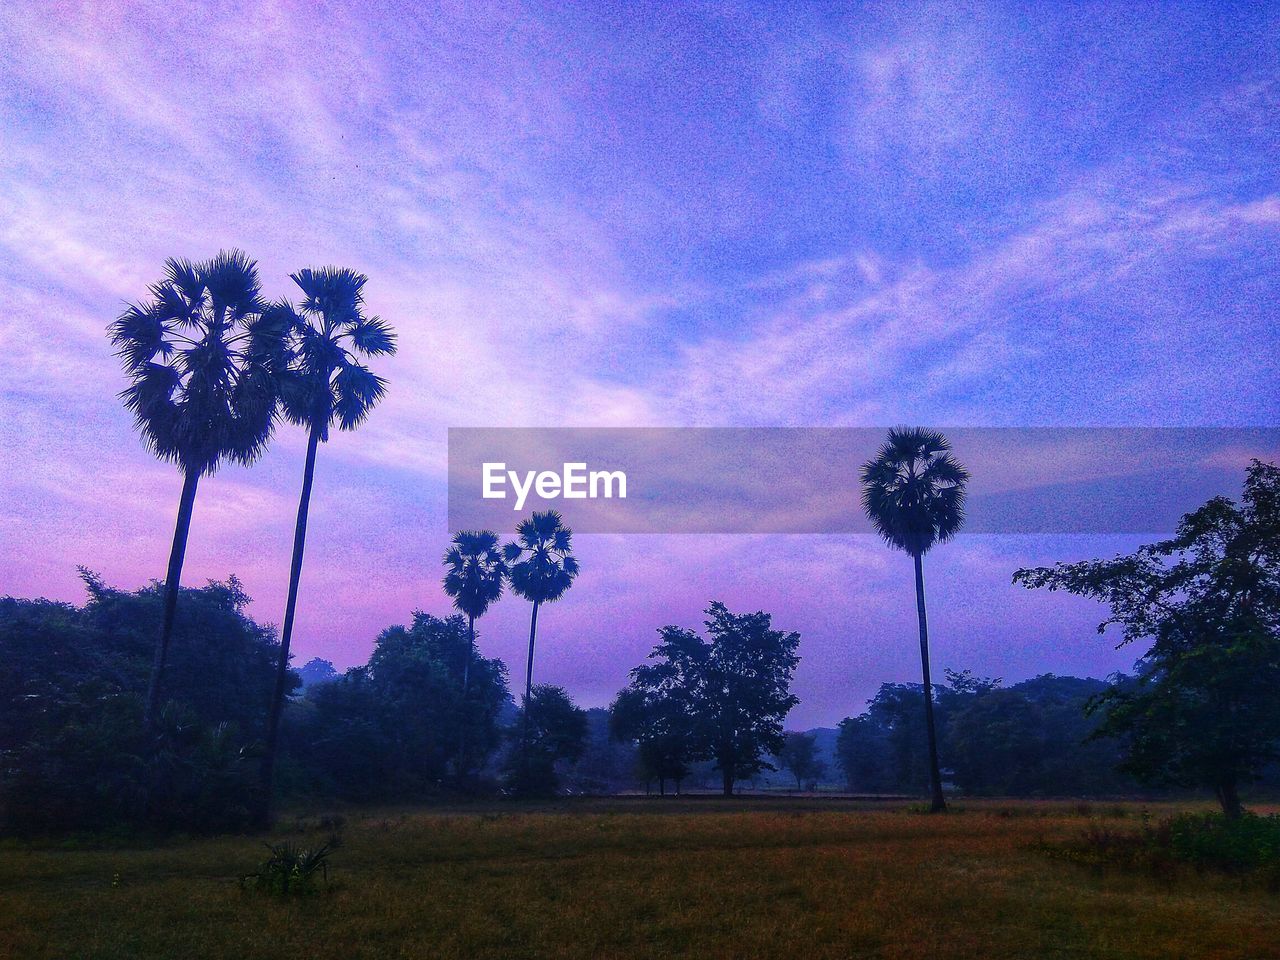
[3,798,1276,960]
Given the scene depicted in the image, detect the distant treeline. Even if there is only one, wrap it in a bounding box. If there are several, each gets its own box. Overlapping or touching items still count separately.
[0,573,581,833]
[6,452,1279,833]
[0,571,1190,834]
[835,671,1137,797]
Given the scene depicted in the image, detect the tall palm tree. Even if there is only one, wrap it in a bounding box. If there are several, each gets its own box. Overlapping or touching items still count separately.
[442,530,508,693]
[861,427,968,813]
[503,511,579,781]
[259,267,395,819]
[110,250,286,728]
[442,530,507,777]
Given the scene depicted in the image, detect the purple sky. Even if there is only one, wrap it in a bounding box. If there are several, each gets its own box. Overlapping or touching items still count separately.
[2,2,1278,726]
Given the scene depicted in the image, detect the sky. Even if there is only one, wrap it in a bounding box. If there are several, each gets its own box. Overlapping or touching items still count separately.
[1,0,1278,727]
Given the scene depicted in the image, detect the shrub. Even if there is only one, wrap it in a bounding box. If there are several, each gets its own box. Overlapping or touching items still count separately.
[240,839,336,896]
[1045,810,1280,886]
[1167,812,1280,874]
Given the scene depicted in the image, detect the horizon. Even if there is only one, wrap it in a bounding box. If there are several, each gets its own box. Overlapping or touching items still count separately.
[3,1,1279,728]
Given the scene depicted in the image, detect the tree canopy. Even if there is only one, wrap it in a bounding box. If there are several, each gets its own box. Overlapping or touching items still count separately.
[615,601,800,796]
[1013,460,1280,817]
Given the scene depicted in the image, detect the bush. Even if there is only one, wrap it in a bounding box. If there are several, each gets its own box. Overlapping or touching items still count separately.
[240,839,336,896]
[1167,812,1280,874]
[1045,810,1280,887]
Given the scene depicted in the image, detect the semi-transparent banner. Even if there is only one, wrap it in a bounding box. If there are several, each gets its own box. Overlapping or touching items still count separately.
[447,427,1280,534]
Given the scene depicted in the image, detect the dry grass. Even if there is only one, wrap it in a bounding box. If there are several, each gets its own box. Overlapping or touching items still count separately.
[2,798,1277,959]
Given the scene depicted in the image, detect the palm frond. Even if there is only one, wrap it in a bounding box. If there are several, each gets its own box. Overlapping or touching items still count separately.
[503,511,579,604]
[347,314,397,355]
[860,427,969,556]
[113,251,285,475]
[442,529,508,618]
[201,249,261,316]
[332,361,387,431]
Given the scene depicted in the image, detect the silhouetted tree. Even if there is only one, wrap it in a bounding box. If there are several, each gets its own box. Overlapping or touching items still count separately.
[837,683,937,794]
[505,684,588,797]
[503,511,579,786]
[110,251,287,727]
[610,685,698,795]
[836,714,894,793]
[861,427,968,812]
[940,672,1130,796]
[777,731,826,790]
[260,267,395,822]
[1015,460,1280,818]
[836,671,1133,797]
[623,603,800,796]
[443,531,507,694]
[442,531,507,775]
[287,612,509,801]
[296,658,338,690]
[0,572,285,833]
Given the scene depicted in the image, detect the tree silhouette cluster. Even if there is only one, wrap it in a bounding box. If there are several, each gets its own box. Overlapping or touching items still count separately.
[441,511,580,796]
[111,251,395,823]
[3,248,1274,828]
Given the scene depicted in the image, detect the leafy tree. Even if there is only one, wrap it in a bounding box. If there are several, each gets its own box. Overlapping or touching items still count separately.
[777,731,827,790]
[837,683,935,794]
[1014,460,1280,818]
[836,714,894,793]
[505,685,588,797]
[610,685,697,795]
[287,612,508,801]
[700,603,801,795]
[621,602,800,796]
[0,572,285,833]
[260,267,396,821]
[503,511,579,784]
[945,674,1129,796]
[110,251,287,727]
[861,427,969,812]
[296,658,338,690]
[836,672,1134,798]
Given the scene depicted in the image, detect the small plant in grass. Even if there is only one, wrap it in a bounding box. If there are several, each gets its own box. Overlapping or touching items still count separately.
[240,839,336,896]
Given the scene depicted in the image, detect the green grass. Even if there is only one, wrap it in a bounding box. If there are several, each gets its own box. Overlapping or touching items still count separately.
[3,799,1277,959]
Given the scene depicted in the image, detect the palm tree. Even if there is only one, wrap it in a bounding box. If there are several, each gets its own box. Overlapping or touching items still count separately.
[442,530,508,693]
[110,250,286,728]
[443,530,507,777]
[503,511,579,783]
[259,267,395,819]
[861,427,968,812]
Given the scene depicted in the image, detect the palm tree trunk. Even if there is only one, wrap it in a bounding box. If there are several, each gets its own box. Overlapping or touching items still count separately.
[524,602,540,705]
[457,613,474,784]
[144,467,200,730]
[914,552,947,813]
[519,601,540,788]
[463,613,474,695]
[260,426,320,826]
